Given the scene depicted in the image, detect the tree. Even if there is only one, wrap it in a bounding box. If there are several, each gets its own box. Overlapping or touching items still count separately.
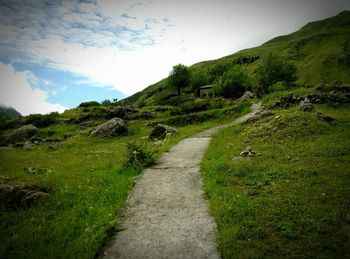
[215,66,249,98]
[190,68,210,96]
[169,64,190,95]
[257,53,297,91]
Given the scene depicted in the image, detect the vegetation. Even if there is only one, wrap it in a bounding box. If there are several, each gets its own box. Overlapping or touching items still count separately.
[26,112,60,128]
[0,99,249,258]
[257,53,297,91]
[168,64,190,95]
[202,100,350,258]
[215,66,249,98]
[121,11,350,107]
[78,101,101,108]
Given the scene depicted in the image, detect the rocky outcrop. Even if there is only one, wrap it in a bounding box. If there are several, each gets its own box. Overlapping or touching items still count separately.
[299,98,313,111]
[0,177,50,210]
[90,118,127,137]
[5,124,39,144]
[105,106,136,119]
[149,124,177,140]
[240,91,255,100]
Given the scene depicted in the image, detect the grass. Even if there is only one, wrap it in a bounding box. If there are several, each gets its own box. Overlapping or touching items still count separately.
[0,101,250,258]
[201,104,350,258]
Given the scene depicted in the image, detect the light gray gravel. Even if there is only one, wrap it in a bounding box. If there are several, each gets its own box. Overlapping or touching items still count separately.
[103,103,261,259]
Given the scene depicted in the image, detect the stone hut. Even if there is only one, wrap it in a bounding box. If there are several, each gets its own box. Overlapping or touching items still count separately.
[199,85,215,98]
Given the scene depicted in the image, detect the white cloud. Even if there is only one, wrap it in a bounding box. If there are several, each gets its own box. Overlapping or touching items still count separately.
[0,63,67,115]
[0,0,349,100]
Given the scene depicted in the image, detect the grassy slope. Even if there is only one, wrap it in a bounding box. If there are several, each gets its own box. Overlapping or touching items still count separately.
[0,102,250,258]
[123,11,350,107]
[201,101,350,258]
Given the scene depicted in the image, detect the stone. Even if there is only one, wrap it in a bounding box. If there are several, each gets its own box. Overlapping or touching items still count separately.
[0,177,50,210]
[299,98,313,111]
[314,111,334,122]
[90,118,128,138]
[23,141,35,151]
[5,124,39,144]
[48,142,59,150]
[240,91,255,100]
[80,121,96,128]
[149,124,177,140]
[240,147,256,157]
[105,106,136,119]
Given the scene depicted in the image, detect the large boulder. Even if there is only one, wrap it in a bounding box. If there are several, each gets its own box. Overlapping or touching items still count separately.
[90,118,127,137]
[5,124,39,144]
[149,124,177,140]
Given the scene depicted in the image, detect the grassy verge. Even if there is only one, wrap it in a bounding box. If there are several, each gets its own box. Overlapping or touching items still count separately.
[202,104,350,258]
[0,101,250,258]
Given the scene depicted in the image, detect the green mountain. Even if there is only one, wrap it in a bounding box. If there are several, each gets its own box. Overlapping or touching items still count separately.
[0,105,21,120]
[123,10,350,107]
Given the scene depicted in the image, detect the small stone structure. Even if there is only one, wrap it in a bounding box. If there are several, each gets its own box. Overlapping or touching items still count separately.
[199,85,215,98]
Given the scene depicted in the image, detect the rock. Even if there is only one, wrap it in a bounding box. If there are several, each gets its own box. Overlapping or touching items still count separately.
[240,147,255,157]
[0,177,50,210]
[23,141,35,151]
[90,118,128,138]
[5,124,39,144]
[273,94,301,108]
[240,91,255,100]
[48,142,59,150]
[105,106,136,119]
[24,167,51,174]
[314,112,334,122]
[76,113,93,122]
[149,124,177,140]
[299,98,313,111]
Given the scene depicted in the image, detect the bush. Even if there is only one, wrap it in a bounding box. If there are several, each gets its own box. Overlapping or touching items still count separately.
[257,53,297,91]
[170,99,209,115]
[190,68,211,96]
[125,142,156,168]
[25,112,59,128]
[215,66,249,98]
[78,101,101,108]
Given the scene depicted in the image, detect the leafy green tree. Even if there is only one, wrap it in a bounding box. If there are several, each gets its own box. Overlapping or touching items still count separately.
[169,64,190,95]
[215,66,249,98]
[257,53,297,90]
[190,68,210,96]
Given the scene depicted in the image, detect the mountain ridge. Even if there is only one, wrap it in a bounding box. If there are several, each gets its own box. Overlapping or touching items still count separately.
[122,11,350,107]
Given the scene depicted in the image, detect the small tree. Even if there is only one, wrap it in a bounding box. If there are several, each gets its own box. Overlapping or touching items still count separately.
[190,68,210,96]
[215,66,249,98]
[169,64,190,95]
[257,53,297,91]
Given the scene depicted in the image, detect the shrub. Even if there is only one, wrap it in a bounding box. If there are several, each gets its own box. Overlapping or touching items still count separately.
[26,112,59,128]
[170,99,209,115]
[215,66,249,98]
[78,101,101,108]
[190,68,211,96]
[125,142,156,168]
[257,53,297,91]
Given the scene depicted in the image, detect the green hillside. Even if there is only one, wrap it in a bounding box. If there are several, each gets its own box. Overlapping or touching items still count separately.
[123,11,350,107]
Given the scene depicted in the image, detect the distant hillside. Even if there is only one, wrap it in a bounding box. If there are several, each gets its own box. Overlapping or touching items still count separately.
[0,105,21,120]
[122,11,350,107]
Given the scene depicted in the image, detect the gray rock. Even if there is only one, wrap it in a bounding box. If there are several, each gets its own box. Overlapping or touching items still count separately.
[240,147,255,157]
[48,142,59,150]
[314,111,334,122]
[240,91,255,100]
[90,118,128,138]
[149,124,177,140]
[5,124,39,144]
[23,141,35,151]
[299,98,313,111]
[105,106,136,119]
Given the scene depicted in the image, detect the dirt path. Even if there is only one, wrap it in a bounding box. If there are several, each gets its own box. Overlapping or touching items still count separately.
[103,103,262,259]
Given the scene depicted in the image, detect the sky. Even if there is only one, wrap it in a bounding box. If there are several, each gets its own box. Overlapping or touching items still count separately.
[0,0,349,115]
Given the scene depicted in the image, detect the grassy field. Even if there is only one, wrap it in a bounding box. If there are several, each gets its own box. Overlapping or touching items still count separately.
[0,101,250,258]
[202,103,350,258]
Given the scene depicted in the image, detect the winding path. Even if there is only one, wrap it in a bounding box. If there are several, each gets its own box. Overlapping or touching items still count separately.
[104,103,262,259]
